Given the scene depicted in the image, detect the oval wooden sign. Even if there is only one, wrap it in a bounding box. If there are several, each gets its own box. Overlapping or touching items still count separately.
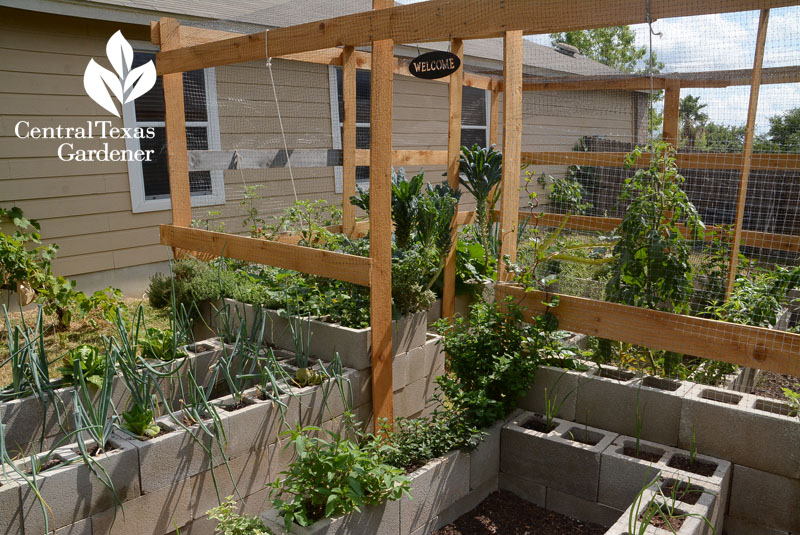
[409,51,461,80]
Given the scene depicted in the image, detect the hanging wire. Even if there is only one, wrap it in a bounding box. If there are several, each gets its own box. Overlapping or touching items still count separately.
[267,58,299,203]
[645,0,662,148]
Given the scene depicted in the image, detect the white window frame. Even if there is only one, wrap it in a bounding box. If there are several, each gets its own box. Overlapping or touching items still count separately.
[461,86,491,148]
[123,41,225,213]
[329,65,371,193]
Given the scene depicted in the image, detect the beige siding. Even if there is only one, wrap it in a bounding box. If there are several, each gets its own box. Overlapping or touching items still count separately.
[1,6,642,284]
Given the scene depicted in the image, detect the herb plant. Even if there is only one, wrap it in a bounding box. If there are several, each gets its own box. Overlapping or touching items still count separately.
[783,385,800,418]
[270,422,410,531]
[207,496,272,535]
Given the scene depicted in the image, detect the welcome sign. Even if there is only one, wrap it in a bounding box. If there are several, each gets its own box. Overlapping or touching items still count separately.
[408,50,461,80]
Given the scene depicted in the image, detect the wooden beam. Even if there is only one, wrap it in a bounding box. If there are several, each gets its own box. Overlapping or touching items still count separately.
[265,0,794,57]
[159,18,192,230]
[496,283,800,376]
[354,149,449,167]
[727,9,770,298]
[520,151,800,171]
[443,38,464,320]
[369,0,394,430]
[498,31,523,281]
[663,78,681,146]
[159,225,371,286]
[342,46,357,236]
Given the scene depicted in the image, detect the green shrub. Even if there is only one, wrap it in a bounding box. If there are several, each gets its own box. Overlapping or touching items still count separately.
[270,422,410,531]
[435,297,559,427]
[208,496,272,535]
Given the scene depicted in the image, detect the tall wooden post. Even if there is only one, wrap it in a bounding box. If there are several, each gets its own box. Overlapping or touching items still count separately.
[341,46,357,236]
[726,9,769,298]
[369,0,394,429]
[489,83,500,147]
[497,31,523,281]
[442,38,464,320]
[662,79,681,146]
[159,18,192,229]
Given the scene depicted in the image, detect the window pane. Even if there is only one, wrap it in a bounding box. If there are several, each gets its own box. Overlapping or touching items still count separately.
[461,128,487,149]
[133,52,207,122]
[356,166,370,185]
[139,126,212,199]
[462,86,486,126]
[356,126,371,149]
[336,68,372,126]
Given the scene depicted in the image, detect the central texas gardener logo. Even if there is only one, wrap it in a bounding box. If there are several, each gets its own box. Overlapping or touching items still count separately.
[83,31,156,117]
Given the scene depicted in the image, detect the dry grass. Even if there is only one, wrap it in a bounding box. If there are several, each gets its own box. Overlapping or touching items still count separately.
[0,298,171,387]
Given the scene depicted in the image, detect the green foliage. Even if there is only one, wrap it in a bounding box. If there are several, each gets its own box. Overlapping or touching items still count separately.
[270,421,411,531]
[265,199,342,247]
[435,298,559,427]
[208,496,272,535]
[121,404,160,438]
[390,168,425,250]
[58,344,107,389]
[550,27,663,74]
[765,107,800,152]
[708,266,800,328]
[455,237,497,285]
[605,142,704,314]
[240,185,268,238]
[457,145,503,262]
[379,401,485,471]
[697,122,746,152]
[392,248,437,316]
[783,385,800,418]
[679,95,709,150]
[139,327,187,361]
[537,170,591,215]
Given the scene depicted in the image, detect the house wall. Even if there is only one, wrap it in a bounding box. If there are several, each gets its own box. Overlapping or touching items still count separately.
[0,6,641,295]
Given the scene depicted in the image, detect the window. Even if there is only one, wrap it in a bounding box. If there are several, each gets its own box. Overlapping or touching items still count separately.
[461,86,489,148]
[329,66,490,191]
[123,49,224,213]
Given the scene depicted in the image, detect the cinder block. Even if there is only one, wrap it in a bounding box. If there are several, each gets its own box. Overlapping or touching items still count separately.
[16,436,141,534]
[261,507,341,535]
[599,435,671,510]
[260,499,400,535]
[545,487,622,528]
[395,377,427,418]
[211,394,281,459]
[723,515,792,535]
[612,485,716,535]
[518,365,583,421]
[501,411,617,501]
[435,475,497,530]
[728,464,800,533]
[574,366,641,438]
[0,476,23,535]
[497,473,546,507]
[679,385,800,479]
[53,516,93,535]
[400,450,470,534]
[633,376,692,447]
[470,419,502,490]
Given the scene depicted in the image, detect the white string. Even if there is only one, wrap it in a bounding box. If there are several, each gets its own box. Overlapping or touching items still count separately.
[267,58,298,202]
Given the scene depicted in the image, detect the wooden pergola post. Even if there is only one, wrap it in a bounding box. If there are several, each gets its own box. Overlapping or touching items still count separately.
[341,46,357,236]
[369,0,394,429]
[159,18,192,229]
[726,9,770,298]
[662,79,681,146]
[489,82,500,147]
[442,38,464,320]
[497,31,523,281]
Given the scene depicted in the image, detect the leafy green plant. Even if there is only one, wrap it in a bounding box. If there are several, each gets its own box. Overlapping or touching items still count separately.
[628,474,715,535]
[139,327,188,361]
[207,496,272,535]
[58,344,107,389]
[265,199,342,247]
[537,169,591,215]
[270,421,411,531]
[605,142,704,314]
[435,298,560,427]
[240,184,267,238]
[707,266,800,328]
[783,385,800,418]
[456,144,503,259]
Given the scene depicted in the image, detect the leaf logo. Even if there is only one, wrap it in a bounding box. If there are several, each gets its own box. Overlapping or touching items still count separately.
[83,31,156,117]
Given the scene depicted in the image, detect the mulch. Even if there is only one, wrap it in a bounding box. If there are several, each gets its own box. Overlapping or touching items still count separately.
[752,372,799,400]
[431,491,607,535]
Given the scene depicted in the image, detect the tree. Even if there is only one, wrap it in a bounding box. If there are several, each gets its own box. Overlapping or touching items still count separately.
[550,27,662,74]
[679,95,709,150]
[766,107,800,152]
[697,123,745,152]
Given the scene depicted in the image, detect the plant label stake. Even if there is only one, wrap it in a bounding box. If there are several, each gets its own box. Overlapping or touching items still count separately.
[409,51,461,80]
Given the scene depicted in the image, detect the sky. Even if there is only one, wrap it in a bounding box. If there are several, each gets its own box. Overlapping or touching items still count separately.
[398,2,800,134]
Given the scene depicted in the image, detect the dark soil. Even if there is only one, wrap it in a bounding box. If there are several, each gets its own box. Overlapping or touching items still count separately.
[667,454,717,477]
[622,446,662,463]
[522,417,556,433]
[753,372,799,400]
[660,480,703,505]
[646,507,685,531]
[27,457,62,474]
[432,491,607,535]
[221,400,248,412]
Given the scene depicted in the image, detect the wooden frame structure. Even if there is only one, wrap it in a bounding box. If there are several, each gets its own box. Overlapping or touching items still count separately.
[153,0,800,425]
